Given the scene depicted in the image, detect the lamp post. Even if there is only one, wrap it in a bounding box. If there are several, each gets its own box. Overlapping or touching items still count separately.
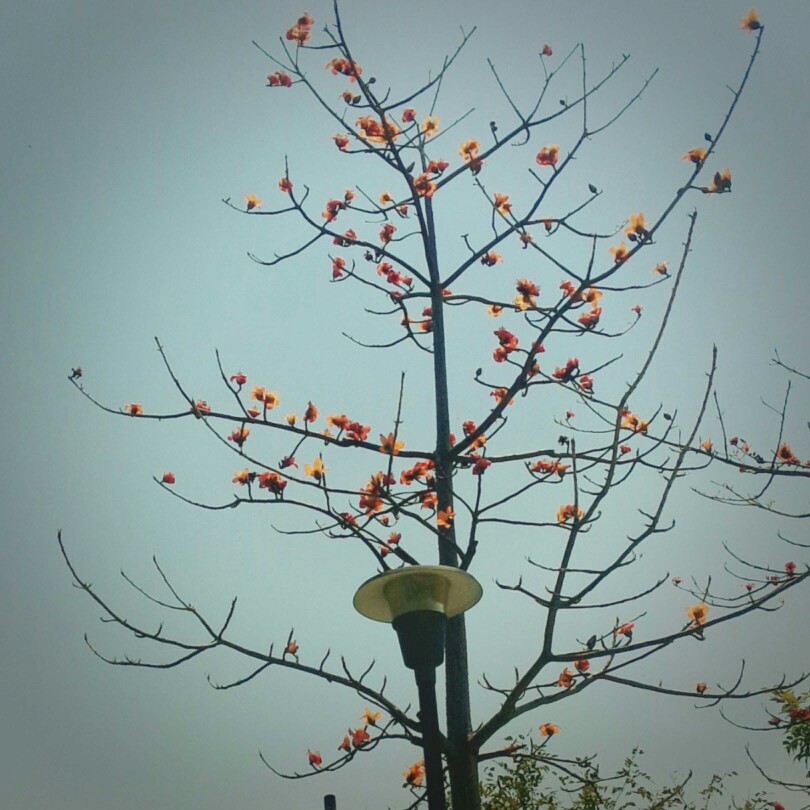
[353,565,482,810]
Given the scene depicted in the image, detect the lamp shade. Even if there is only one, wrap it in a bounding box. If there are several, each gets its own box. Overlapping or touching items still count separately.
[353,565,482,623]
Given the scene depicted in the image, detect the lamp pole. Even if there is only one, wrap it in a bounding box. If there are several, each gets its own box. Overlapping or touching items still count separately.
[353,566,482,810]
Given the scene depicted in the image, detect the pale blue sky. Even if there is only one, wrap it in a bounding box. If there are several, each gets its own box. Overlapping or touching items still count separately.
[2,2,809,809]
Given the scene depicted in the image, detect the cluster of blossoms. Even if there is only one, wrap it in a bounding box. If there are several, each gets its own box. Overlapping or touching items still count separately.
[561,280,604,330]
[358,471,395,515]
[552,356,579,383]
[462,420,487,450]
[308,708,384,770]
[322,189,355,222]
[377,261,413,291]
[530,458,569,477]
[621,409,649,434]
[492,326,518,363]
[556,658,591,689]
[326,413,371,442]
[379,531,401,556]
[266,70,292,88]
[356,115,400,144]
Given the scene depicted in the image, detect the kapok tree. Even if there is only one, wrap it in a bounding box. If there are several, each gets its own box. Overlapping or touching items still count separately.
[63,6,808,809]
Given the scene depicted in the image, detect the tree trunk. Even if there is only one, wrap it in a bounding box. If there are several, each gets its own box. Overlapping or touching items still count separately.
[425,199,481,810]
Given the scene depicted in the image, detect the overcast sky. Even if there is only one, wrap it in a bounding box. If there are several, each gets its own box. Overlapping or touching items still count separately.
[2,2,809,809]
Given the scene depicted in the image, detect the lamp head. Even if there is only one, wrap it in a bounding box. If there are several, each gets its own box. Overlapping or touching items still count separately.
[353,565,482,675]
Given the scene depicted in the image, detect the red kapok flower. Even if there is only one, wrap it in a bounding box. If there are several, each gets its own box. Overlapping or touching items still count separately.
[278,177,293,193]
[471,455,492,476]
[403,760,425,787]
[574,658,590,673]
[251,386,279,409]
[437,507,455,530]
[493,192,512,216]
[557,504,584,524]
[286,12,314,46]
[303,401,318,423]
[609,242,629,264]
[695,682,707,694]
[539,722,559,737]
[325,57,363,82]
[685,601,709,626]
[707,167,732,194]
[307,750,322,768]
[557,668,575,689]
[304,457,327,480]
[332,256,346,279]
[552,356,579,383]
[332,134,350,151]
[227,426,250,446]
[530,458,569,477]
[785,561,797,575]
[161,472,175,484]
[776,443,800,465]
[322,199,346,222]
[230,372,247,385]
[426,159,449,174]
[267,70,292,88]
[356,115,400,143]
[621,410,649,434]
[379,223,396,243]
[459,138,480,161]
[739,8,761,31]
[536,145,559,166]
[338,735,351,752]
[232,468,251,485]
[542,44,553,56]
[258,471,287,496]
[351,727,371,747]
[379,432,405,455]
[125,403,143,416]
[402,108,416,123]
[421,115,440,138]
[361,708,381,726]
[514,278,539,310]
[244,193,262,210]
[682,147,707,166]
[490,387,513,406]
[412,172,437,198]
[624,212,647,239]
[578,307,602,329]
[480,250,503,267]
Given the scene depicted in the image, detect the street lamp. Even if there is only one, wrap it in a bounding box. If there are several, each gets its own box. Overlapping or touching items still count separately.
[353,565,482,810]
